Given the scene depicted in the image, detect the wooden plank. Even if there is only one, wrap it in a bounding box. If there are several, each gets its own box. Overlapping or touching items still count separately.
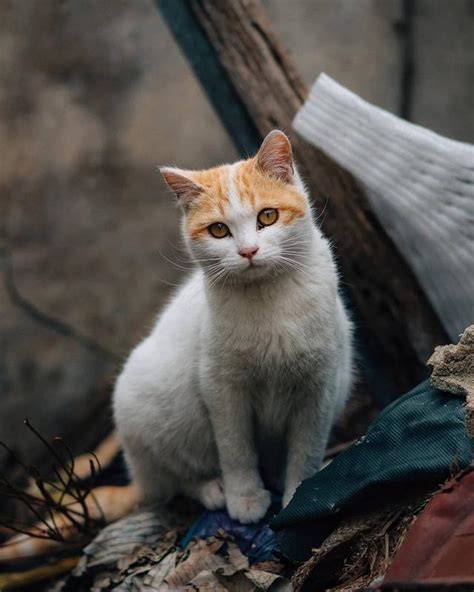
[155,0,449,402]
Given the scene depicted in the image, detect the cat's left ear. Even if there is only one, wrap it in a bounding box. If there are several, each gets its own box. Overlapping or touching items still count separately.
[160,167,203,210]
[256,130,293,184]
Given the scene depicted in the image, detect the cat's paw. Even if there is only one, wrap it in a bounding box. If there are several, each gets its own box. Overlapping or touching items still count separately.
[196,478,226,511]
[226,488,271,524]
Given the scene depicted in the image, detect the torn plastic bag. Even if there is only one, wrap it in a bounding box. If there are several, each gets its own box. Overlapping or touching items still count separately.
[180,500,281,563]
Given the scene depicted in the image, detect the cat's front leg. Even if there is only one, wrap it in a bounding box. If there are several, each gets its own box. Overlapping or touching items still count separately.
[283,385,335,507]
[205,384,271,524]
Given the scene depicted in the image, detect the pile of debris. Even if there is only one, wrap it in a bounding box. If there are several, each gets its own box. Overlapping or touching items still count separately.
[0,327,473,591]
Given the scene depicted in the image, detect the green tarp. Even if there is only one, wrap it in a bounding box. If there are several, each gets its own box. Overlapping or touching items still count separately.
[271,380,474,562]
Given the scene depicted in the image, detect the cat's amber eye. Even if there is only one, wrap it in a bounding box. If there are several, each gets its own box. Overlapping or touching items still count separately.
[208,222,230,239]
[257,208,278,228]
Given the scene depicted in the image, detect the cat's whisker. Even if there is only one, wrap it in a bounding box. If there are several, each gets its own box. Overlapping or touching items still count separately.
[203,265,226,281]
[160,248,221,269]
[188,256,221,264]
[206,264,229,288]
[313,197,331,227]
[165,238,195,256]
[215,269,233,293]
[282,251,313,262]
[280,235,315,243]
[282,256,314,272]
[202,261,224,270]
[157,277,183,288]
[280,244,315,254]
[208,273,224,283]
[280,236,314,243]
[281,247,314,255]
[276,256,315,280]
[158,250,196,272]
[209,271,228,291]
[277,251,311,263]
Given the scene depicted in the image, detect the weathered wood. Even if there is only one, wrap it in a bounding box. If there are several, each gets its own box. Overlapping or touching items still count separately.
[156,0,449,401]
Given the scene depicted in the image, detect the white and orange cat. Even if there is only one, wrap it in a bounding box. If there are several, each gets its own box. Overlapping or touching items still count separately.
[113,130,353,523]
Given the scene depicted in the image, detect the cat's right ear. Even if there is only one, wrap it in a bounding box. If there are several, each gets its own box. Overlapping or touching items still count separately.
[256,130,293,184]
[160,167,203,210]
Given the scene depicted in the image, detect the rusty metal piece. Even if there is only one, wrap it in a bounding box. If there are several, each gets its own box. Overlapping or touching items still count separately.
[384,468,474,585]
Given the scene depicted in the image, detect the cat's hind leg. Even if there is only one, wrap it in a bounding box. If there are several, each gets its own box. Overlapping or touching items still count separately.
[122,438,224,511]
[122,443,179,506]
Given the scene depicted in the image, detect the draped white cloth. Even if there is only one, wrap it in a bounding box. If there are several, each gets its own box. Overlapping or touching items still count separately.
[293,74,474,340]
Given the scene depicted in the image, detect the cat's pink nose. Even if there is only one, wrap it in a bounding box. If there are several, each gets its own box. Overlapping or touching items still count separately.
[238,246,259,260]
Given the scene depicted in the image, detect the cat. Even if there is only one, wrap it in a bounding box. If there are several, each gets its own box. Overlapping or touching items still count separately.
[113,130,353,524]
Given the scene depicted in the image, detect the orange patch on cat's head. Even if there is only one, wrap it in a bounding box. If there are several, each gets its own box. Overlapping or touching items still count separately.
[234,158,307,225]
[186,158,308,239]
[161,130,308,240]
[184,159,307,240]
[182,166,231,239]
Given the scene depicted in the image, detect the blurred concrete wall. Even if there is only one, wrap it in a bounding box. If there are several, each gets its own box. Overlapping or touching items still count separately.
[0,0,472,471]
[267,0,474,140]
[0,0,236,470]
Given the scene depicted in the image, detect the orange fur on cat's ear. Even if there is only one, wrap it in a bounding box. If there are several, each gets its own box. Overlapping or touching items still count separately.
[160,167,203,209]
[256,130,293,184]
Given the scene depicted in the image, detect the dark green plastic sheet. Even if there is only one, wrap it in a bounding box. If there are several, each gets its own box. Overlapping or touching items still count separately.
[271,380,474,561]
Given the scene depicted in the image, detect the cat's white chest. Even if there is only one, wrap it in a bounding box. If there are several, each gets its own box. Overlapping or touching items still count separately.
[215,286,318,365]
[245,315,303,361]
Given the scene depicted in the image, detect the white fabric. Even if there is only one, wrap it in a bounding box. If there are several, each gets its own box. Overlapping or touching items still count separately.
[293,73,474,340]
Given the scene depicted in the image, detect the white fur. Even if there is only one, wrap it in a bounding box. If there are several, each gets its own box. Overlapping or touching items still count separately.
[113,160,353,523]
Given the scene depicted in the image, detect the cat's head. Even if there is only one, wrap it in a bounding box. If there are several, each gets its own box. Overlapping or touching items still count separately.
[160,130,314,285]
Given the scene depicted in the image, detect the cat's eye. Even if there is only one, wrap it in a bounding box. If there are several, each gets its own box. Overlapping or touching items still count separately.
[257,208,278,228]
[208,222,230,239]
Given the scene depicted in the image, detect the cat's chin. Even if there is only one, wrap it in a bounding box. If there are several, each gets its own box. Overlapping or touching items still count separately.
[239,264,270,282]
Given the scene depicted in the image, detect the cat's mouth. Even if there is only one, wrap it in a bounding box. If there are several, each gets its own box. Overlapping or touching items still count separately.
[224,257,273,279]
[241,259,268,276]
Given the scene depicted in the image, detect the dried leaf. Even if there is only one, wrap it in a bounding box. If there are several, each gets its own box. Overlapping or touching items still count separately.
[141,550,178,587]
[252,560,285,574]
[188,569,228,591]
[226,540,249,572]
[214,570,256,592]
[214,569,292,592]
[166,538,225,588]
[77,511,172,572]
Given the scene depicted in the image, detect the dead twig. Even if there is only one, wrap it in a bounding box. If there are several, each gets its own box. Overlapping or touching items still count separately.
[0,420,105,550]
